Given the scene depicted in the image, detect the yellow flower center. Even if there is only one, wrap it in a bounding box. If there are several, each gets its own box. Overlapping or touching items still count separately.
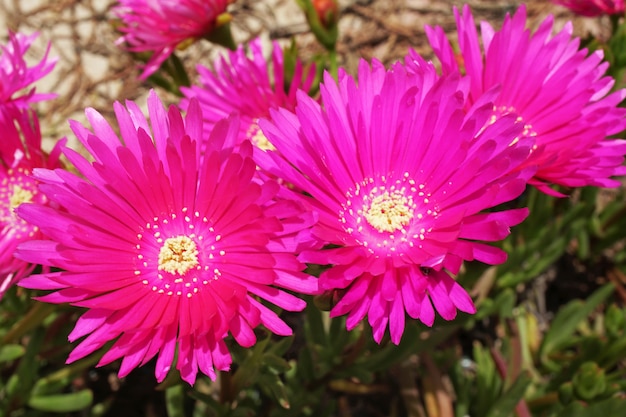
[158,235,199,276]
[247,122,276,151]
[364,190,414,233]
[9,185,34,211]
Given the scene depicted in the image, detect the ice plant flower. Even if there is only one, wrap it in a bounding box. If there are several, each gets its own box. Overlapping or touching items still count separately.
[0,106,64,299]
[181,37,315,153]
[425,4,626,195]
[551,0,625,16]
[256,58,536,344]
[114,0,233,80]
[0,31,56,108]
[15,91,317,384]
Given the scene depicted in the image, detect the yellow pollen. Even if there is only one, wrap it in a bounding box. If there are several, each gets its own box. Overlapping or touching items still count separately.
[364,190,414,233]
[158,236,199,276]
[247,122,276,151]
[9,185,34,211]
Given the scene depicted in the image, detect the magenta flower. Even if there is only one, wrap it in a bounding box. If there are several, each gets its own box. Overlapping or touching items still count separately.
[181,37,315,153]
[0,106,64,300]
[0,31,56,108]
[256,58,535,344]
[16,91,317,384]
[551,0,625,16]
[425,5,626,195]
[114,0,233,80]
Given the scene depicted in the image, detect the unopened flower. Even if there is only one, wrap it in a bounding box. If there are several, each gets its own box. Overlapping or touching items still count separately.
[257,58,535,343]
[16,91,317,384]
[425,5,626,195]
[0,106,64,299]
[114,0,233,80]
[0,31,56,108]
[551,0,625,16]
[312,0,339,27]
[181,37,315,154]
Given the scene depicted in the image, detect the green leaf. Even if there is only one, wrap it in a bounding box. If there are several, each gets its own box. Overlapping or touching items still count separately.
[232,336,271,392]
[334,362,374,384]
[205,20,236,51]
[189,391,227,415]
[304,301,328,348]
[229,406,257,417]
[7,326,45,401]
[576,228,590,260]
[165,384,186,417]
[259,373,290,409]
[498,236,567,288]
[556,397,626,417]
[360,339,417,373]
[572,362,606,401]
[28,389,93,412]
[1,302,56,345]
[32,352,104,396]
[0,344,24,362]
[167,52,191,88]
[268,335,294,357]
[597,336,626,369]
[263,353,292,374]
[473,343,501,415]
[495,289,516,319]
[485,372,532,417]
[540,284,614,367]
[296,345,316,381]
[328,314,350,352]
[361,323,458,372]
[451,362,471,417]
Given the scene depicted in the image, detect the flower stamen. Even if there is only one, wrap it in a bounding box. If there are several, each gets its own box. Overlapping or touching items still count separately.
[364,189,414,233]
[247,121,276,151]
[158,235,199,275]
[9,185,34,211]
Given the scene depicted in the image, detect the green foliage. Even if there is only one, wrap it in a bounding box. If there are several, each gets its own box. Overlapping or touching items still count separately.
[539,284,614,369]
[0,346,24,363]
[28,390,93,413]
[556,398,626,417]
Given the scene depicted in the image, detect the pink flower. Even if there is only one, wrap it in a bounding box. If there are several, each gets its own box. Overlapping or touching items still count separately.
[551,0,625,16]
[114,0,233,80]
[425,5,626,195]
[0,106,64,300]
[256,58,535,344]
[16,91,317,384]
[181,37,315,154]
[0,31,56,108]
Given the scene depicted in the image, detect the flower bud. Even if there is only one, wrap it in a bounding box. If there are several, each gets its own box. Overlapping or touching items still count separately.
[312,0,339,27]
